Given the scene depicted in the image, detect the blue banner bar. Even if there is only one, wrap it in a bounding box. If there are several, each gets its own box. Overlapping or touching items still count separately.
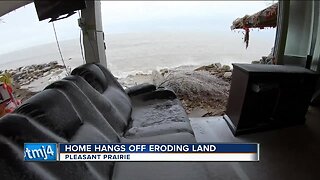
[59,143,258,153]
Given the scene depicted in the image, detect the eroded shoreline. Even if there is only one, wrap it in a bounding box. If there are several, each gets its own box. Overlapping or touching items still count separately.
[2,62,232,117]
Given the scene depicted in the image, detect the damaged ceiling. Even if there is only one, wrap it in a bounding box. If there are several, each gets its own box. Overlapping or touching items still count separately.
[0,1,32,18]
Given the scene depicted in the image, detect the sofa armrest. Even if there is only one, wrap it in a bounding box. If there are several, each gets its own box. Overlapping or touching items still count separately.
[125,83,156,96]
[133,89,177,101]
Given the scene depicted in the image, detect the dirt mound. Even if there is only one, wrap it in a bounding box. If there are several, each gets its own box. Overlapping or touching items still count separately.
[156,67,231,116]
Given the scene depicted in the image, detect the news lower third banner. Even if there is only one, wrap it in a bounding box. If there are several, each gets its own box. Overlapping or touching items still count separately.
[24,143,259,162]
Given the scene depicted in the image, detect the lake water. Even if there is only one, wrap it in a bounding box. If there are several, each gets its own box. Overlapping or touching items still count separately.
[0,31,275,78]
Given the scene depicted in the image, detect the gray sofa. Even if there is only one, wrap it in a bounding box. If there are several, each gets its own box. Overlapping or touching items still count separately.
[0,63,210,180]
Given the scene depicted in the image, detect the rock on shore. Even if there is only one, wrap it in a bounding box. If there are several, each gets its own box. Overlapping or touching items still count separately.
[3,61,66,86]
[1,61,67,102]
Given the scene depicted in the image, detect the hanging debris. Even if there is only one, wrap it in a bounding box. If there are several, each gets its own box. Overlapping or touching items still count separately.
[231,2,278,48]
[244,27,250,49]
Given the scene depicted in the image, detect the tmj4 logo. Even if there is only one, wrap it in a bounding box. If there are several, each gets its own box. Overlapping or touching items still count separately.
[24,143,57,161]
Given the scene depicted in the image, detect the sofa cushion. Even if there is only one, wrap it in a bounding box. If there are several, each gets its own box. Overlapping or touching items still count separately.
[72,63,108,93]
[72,64,133,125]
[131,98,190,127]
[14,90,82,141]
[0,136,58,180]
[115,132,209,180]
[0,114,108,180]
[95,63,126,92]
[102,86,132,123]
[45,80,120,142]
[129,97,193,138]
[0,114,67,144]
[64,76,128,134]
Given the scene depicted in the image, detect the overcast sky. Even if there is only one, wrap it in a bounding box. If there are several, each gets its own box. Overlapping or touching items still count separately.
[0,1,276,55]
